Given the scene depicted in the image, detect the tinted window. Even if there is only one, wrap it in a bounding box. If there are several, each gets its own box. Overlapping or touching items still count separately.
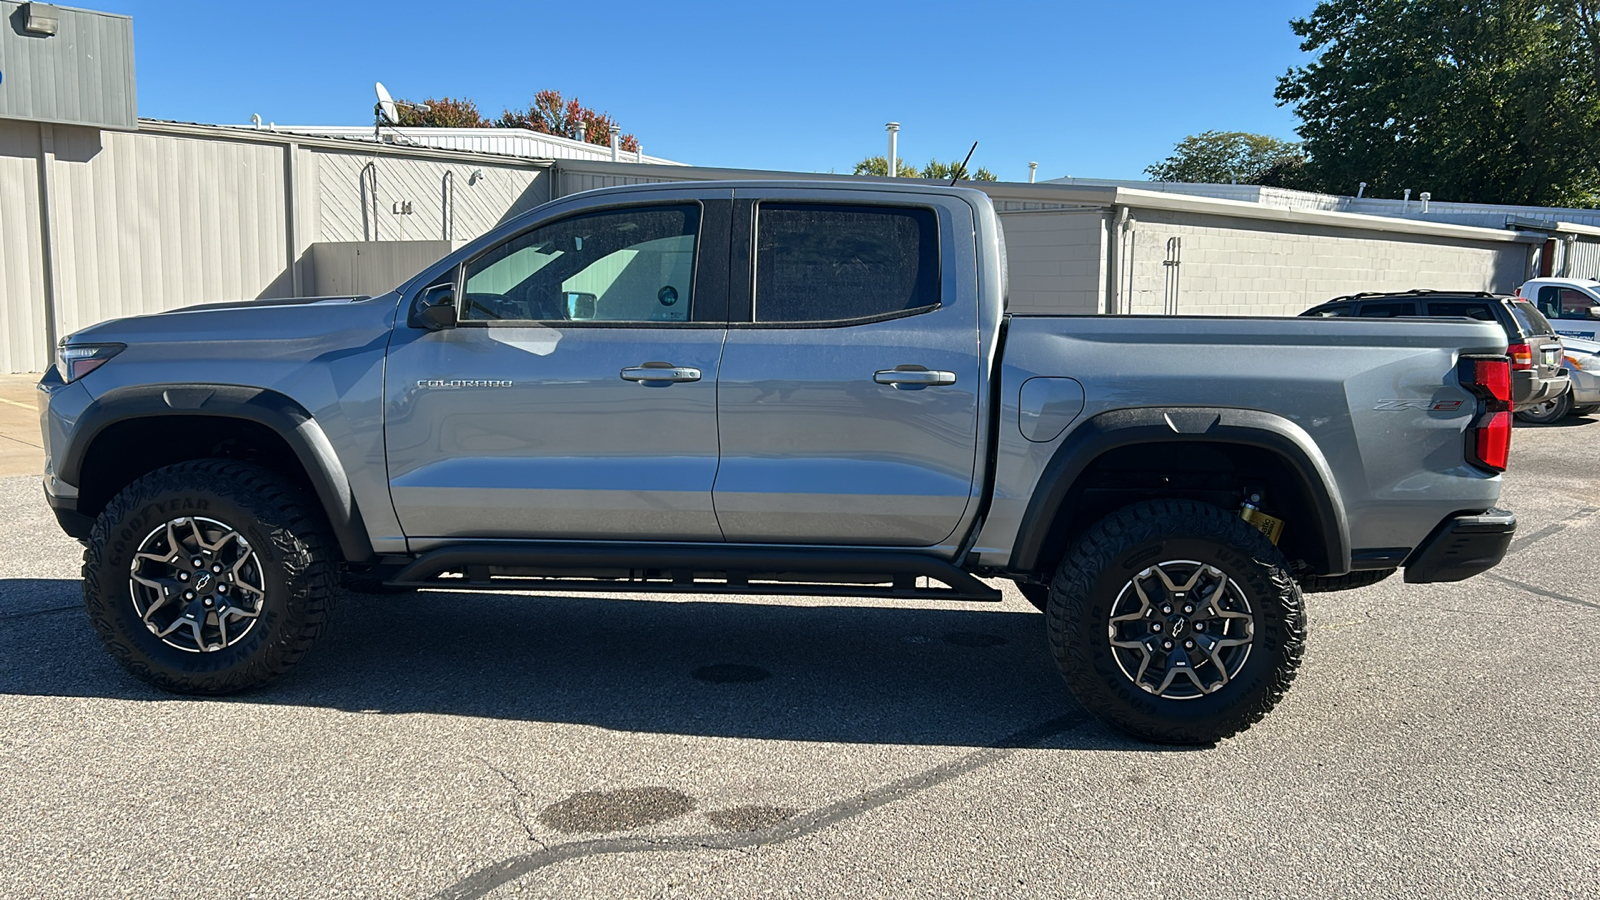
[461,205,698,323]
[1558,288,1597,317]
[1357,302,1418,317]
[1426,301,1496,321]
[754,204,939,323]
[1303,304,1354,317]
[1511,300,1554,336]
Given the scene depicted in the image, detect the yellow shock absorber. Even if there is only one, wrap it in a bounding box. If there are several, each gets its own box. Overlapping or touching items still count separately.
[1240,493,1285,545]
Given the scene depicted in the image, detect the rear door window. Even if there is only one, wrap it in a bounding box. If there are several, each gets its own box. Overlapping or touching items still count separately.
[1357,302,1418,317]
[1303,304,1353,317]
[1426,301,1496,321]
[753,203,940,323]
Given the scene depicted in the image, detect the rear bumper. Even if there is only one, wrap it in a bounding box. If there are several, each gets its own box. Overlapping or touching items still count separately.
[1403,508,1516,583]
[1513,370,1568,409]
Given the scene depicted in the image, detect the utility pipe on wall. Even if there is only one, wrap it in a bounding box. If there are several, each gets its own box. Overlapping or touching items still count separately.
[886,122,900,177]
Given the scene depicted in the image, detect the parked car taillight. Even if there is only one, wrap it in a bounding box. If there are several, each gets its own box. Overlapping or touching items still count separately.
[1459,356,1513,472]
[1507,341,1533,370]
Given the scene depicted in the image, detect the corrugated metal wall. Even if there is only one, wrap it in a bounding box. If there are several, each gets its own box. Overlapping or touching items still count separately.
[0,2,137,130]
[48,126,291,337]
[0,119,552,372]
[0,123,49,372]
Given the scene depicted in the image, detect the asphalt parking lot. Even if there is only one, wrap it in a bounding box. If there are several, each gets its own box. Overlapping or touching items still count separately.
[0,382,1595,899]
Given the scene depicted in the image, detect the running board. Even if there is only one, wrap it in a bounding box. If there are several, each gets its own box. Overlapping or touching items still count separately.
[385,542,1004,602]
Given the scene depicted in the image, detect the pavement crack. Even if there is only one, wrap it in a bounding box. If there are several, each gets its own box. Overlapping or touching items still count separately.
[0,604,80,623]
[478,757,549,849]
[1485,573,1600,612]
[1508,505,1600,554]
[433,711,1090,900]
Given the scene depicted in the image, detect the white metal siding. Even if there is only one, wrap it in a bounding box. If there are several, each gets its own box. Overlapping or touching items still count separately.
[999,210,1106,315]
[47,126,291,337]
[0,2,137,131]
[312,148,547,245]
[0,122,50,372]
[1119,210,1529,317]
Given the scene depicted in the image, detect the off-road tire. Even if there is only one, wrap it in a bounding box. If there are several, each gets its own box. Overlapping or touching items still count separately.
[83,460,336,694]
[1297,568,1395,593]
[1046,499,1305,745]
[1515,391,1572,424]
[1016,582,1050,612]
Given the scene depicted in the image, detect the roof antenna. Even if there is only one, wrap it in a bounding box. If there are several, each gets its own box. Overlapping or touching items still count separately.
[950,141,978,186]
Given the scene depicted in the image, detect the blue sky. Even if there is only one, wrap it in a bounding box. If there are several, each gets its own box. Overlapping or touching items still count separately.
[90,0,1320,182]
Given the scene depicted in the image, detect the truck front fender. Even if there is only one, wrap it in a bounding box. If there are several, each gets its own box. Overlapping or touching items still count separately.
[1009,407,1350,576]
[60,384,375,564]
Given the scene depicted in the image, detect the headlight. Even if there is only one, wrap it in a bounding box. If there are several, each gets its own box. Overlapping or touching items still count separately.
[55,342,124,383]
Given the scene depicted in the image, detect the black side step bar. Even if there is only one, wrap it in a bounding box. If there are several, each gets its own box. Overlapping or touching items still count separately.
[385,542,1003,602]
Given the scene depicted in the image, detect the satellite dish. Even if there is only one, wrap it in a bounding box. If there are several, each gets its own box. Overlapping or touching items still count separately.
[374,81,400,126]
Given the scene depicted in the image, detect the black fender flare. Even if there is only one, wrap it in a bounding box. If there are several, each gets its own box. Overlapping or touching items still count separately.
[61,384,375,564]
[1009,406,1350,576]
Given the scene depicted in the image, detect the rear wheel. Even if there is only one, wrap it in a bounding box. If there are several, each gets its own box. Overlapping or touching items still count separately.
[1045,499,1304,744]
[1515,391,1571,424]
[82,460,336,694]
[1573,404,1599,417]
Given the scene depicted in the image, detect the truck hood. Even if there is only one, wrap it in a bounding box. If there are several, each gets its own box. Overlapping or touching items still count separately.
[65,295,375,345]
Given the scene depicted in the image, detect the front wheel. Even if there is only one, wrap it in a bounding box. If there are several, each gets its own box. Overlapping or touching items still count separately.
[1045,499,1305,744]
[82,460,337,694]
[1515,391,1571,424]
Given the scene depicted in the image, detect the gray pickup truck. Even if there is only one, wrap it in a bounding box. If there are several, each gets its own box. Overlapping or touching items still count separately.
[39,181,1518,744]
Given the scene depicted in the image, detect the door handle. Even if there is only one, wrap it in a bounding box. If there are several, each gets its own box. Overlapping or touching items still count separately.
[621,363,702,384]
[874,366,957,387]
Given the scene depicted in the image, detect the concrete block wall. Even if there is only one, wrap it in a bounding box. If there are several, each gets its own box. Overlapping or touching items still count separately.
[1120,209,1532,317]
[997,209,1106,315]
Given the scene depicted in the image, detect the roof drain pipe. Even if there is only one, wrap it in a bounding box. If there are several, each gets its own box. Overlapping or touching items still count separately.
[886,122,900,177]
[1106,205,1131,315]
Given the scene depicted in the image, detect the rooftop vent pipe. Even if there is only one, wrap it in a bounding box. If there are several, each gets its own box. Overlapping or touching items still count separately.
[1028,162,1038,183]
[1419,191,1431,214]
[886,122,900,177]
[1357,181,1367,199]
[609,125,620,162]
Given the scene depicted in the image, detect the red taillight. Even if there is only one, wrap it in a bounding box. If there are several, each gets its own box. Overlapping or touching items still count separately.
[1460,356,1513,473]
[1474,359,1512,404]
[1508,342,1533,371]
[1474,410,1511,471]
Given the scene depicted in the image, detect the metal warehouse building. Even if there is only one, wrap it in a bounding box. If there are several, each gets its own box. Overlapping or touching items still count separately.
[0,2,1561,373]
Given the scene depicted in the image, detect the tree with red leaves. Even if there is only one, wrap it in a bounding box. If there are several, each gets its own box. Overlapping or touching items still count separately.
[498,90,640,153]
[394,90,642,153]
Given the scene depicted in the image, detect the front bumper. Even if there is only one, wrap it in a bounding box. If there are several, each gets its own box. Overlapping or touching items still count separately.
[1403,508,1516,583]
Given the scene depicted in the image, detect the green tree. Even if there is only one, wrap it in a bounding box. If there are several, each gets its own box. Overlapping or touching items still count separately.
[1145,131,1309,187]
[1275,0,1600,206]
[853,155,998,181]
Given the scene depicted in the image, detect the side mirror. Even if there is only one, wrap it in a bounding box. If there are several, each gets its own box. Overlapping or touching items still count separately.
[1587,306,1600,320]
[565,291,598,320]
[410,282,457,331]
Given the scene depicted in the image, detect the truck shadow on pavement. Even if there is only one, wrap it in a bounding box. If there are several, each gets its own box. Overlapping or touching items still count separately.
[0,580,1166,750]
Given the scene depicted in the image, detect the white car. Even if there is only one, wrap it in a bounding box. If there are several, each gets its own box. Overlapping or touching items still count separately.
[1520,335,1600,422]
[1518,277,1600,341]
